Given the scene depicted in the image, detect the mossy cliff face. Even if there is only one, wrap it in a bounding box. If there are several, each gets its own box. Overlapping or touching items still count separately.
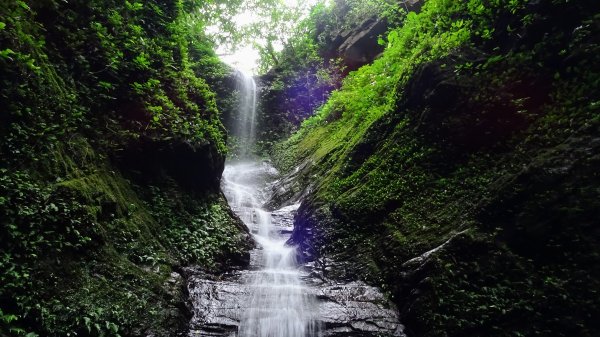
[273,0,600,336]
[0,1,251,336]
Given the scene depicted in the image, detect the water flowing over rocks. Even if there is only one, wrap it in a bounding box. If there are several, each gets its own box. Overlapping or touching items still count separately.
[184,161,405,337]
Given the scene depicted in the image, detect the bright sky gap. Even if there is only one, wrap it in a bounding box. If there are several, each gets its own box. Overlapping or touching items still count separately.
[211,0,322,74]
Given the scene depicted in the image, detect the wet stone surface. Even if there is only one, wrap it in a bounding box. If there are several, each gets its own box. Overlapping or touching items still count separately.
[185,208,404,336]
[186,273,405,337]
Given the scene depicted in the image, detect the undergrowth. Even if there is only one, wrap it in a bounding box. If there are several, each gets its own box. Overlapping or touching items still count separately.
[273,0,600,335]
[0,0,249,336]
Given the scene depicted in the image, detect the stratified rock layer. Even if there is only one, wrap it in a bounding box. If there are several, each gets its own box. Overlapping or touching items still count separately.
[185,268,405,337]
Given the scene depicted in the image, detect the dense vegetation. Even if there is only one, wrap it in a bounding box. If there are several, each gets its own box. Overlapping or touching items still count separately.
[0,1,251,336]
[271,0,600,336]
[255,2,348,149]
[256,0,406,149]
[2,0,599,336]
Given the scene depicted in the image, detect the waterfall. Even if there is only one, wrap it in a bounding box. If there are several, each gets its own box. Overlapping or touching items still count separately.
[181,67,403,337]
[184,70,402,337]
[232,70,257,157]
[222,163,320,337]
[221,70,321,335]
[239,208,320,337]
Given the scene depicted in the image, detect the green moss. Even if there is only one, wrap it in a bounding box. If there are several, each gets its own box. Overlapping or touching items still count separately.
[0,133,250,336]
[273,0,600,336]
[0,1,248,335]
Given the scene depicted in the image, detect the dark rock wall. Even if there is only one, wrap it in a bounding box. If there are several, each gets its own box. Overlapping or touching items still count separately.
[115,137,226,193]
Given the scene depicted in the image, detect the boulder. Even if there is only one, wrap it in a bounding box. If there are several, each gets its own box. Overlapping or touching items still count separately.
[335,17,388,70]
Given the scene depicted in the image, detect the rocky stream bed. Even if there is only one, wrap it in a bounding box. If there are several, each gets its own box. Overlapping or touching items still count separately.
[183,161,405,337]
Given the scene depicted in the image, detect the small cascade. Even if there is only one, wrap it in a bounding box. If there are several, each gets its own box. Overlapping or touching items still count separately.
[223,67,320,337]
[222,163,321,337]
[238,208,320,337]
[232,70,258,157]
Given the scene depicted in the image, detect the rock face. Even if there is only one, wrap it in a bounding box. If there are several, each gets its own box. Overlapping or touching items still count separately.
[115,136,225,192]
[331,17,388,71]
[315,282,405,336]
[263,159,314,211]
[185,274,247,336]
[323,0,423,71]
[401,51,550,154]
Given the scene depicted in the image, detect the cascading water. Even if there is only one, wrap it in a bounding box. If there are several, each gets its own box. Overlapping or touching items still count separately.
[231,70,257,157]
[184,69,404,337]
[221,69,321,337]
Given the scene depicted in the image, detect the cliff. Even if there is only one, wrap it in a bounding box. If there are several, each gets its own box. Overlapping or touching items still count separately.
[273,0,600,336]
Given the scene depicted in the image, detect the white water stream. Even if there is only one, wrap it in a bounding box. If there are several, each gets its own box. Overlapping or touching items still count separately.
[222,71,320,337]
[231,70,257,158]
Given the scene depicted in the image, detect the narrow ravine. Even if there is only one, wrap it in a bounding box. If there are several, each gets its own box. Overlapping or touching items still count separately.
[2,1,597,336]
[184,71,404,337]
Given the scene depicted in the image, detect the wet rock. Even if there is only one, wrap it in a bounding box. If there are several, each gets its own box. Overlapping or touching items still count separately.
[401,229,469,269]
[185,270,405,337]
[289,200,332,264]
[186,273,247,337]
[315,281,405,337]
[263,159,313,210]
[270,203,299,234]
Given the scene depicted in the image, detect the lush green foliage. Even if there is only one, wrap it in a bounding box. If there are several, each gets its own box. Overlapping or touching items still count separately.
[1,0,227,155]
[146,185,249,269]
[257,0,399,149]
[0,1,250,336]
[274,0,600,335]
